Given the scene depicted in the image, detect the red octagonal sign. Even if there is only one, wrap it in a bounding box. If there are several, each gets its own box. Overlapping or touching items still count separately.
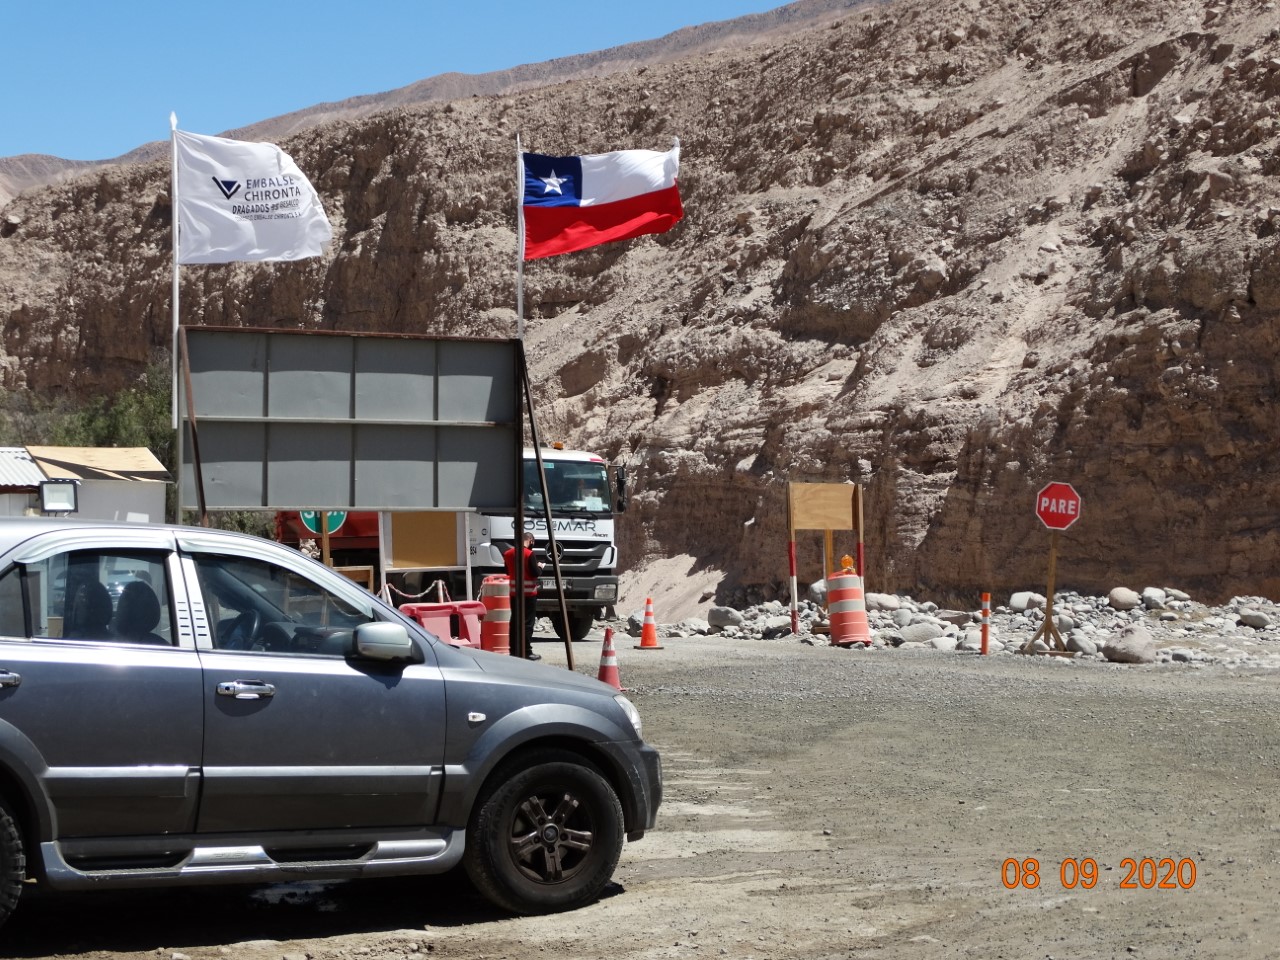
[1035,482,1082,530]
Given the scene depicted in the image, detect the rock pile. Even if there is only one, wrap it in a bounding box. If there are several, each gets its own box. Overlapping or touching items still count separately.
[621,585,1280,669]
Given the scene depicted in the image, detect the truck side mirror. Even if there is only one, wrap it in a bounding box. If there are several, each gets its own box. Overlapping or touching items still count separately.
[615,465,627,514]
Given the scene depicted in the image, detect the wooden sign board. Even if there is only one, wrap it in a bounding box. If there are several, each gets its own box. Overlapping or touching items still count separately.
[790,482,855,531]
[382,511,466,571]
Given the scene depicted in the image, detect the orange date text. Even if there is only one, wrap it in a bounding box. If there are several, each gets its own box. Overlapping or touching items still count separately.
[1001,857,1197,890]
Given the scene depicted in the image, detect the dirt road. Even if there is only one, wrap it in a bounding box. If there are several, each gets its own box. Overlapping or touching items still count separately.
[5,634,1278,959]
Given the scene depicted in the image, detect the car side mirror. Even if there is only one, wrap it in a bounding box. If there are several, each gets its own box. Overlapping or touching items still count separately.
[354,621,418,662]
[615,465,627,514]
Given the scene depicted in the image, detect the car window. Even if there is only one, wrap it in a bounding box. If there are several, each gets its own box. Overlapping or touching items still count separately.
[20,550,174,646]
[0,565,25,639]
[192,553,376,656]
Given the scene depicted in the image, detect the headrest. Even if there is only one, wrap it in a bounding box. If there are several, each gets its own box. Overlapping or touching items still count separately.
[115,580,161,635]
[70,580,114,630]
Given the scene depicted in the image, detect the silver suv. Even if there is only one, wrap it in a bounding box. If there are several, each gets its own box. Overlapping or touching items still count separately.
[0,518,661,928]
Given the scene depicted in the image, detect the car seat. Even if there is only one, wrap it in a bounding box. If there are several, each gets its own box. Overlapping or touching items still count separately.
[112,581,167,645]
[64,580,114,639]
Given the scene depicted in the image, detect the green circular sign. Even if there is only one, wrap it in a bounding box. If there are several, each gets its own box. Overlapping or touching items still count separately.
[300,510,347,535]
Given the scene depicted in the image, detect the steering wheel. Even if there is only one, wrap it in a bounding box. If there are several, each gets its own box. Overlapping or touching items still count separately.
[225,610,262,649]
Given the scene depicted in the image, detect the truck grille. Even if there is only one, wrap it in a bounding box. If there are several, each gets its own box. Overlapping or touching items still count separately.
[537,540,609,574]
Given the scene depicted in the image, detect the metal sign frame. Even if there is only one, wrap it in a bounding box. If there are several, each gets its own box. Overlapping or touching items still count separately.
[177,327,520,513]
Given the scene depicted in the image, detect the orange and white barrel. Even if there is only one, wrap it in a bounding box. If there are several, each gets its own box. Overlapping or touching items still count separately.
[479,575,511,655]
[828,571,872,647]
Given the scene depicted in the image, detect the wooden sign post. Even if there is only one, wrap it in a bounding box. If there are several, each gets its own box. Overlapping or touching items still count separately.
[1021,482,1082,656]
[787,482,863,635]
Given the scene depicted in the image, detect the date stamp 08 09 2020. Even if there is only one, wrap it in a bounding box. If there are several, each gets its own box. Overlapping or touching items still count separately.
[1002,857,1198,891]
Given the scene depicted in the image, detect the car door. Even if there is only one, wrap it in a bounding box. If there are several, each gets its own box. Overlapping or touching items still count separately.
[0,533,203,839]
[180,542,447,833]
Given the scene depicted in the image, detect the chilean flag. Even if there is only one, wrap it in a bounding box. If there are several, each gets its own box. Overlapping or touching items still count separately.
[520,142,683,260]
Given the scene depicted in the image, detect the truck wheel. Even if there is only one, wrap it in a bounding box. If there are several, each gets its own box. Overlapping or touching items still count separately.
[552,611,596,643]
[464,749,624,914]
[0,794,25,929]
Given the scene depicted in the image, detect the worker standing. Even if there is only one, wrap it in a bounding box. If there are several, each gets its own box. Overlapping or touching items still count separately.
[503,531,542,660]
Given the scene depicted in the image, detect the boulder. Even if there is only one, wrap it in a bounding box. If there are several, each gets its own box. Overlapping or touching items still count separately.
[1103,623,1156,664]
[1009,591,1045,612]
[1237,609,1272,629]
[1108,587,1142,611]
[761,615,794,639]
[865,593,901,612]
[899,622,944,644]
[1066,631,1098,656]
[708,605,745,628]
[1142,587,1168,610]
[935,609,972,626]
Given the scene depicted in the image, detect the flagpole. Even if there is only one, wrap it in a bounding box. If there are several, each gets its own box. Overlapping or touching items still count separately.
[515,133,525,340]
[170,112,180,432]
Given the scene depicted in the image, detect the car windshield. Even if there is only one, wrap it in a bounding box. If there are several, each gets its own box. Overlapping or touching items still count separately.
[523,460,611,516]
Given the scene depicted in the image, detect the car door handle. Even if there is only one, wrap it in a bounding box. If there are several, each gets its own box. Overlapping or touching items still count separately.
[216,680,276,700]
[0,670,20,688]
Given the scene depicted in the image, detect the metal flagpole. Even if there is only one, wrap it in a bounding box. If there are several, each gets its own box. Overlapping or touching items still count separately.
[170,113,181,430]
[170,112,184,523]
[516,134,525,340]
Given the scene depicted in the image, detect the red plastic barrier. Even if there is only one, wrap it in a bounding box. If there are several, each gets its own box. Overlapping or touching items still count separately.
[401,600,487,649]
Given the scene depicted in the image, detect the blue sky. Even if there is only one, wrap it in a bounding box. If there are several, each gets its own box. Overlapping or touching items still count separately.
[4,1,785,161]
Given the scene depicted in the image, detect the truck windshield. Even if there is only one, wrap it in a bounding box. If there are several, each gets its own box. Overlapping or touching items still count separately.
[523,460,612,516]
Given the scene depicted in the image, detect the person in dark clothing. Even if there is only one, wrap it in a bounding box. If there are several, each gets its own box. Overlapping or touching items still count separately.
[503,531,542,660]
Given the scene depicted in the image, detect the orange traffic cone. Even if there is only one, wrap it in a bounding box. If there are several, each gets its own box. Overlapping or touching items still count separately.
[597,627,625,690]
[635,596,664,650]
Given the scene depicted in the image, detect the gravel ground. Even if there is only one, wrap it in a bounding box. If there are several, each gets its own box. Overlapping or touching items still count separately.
[4,628,1278,959]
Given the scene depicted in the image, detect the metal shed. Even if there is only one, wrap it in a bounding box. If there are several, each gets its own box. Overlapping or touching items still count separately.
[25,447,171,522]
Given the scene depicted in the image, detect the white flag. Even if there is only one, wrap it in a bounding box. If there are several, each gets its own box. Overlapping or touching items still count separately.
[175,129,332,264]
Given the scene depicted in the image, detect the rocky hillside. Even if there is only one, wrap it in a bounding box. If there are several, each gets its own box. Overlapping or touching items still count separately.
[3,0,1279,606]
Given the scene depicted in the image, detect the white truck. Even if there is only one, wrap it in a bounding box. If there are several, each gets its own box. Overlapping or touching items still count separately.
[468,446,626,641]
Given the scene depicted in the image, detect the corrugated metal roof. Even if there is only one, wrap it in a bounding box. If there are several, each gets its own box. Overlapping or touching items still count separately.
[26,446,171,483]
[0,447,47,489]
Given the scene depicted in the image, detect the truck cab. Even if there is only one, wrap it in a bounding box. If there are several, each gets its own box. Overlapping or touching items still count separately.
[469,447,625,642]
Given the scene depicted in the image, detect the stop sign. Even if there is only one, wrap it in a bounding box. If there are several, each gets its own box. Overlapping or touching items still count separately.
[1035,482,1082,530]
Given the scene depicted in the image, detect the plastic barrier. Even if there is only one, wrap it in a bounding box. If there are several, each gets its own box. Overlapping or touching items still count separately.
[400,600,486,649]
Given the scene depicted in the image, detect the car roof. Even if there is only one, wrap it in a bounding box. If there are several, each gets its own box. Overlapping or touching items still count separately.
[0,517,253,557]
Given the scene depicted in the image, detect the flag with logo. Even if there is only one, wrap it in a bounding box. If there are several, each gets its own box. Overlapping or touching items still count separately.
[519,141,683,260]
[174,129,332,264]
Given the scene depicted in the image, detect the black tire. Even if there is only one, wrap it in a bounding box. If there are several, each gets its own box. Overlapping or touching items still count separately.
[0,794,25,929]
[464,749,624,914]
[552,611,596,643]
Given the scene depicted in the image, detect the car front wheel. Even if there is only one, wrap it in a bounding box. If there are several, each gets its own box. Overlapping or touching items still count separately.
[0,793,26,929]
[464,749,624,914]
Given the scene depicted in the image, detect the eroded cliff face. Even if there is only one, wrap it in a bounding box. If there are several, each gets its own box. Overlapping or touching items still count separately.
[2,0,1279,603]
